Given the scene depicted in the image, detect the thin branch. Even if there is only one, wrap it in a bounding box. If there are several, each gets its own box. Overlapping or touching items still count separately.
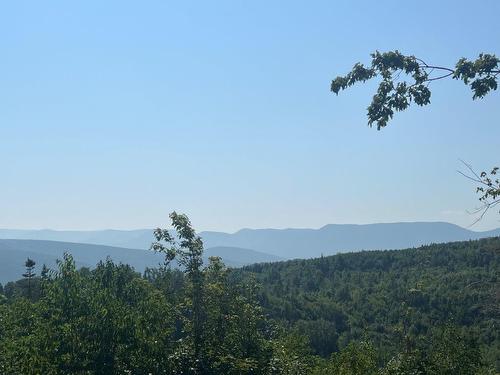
[468,204,490,227]
[414,57,429,66]
[418,62,499,75]
[425,72,455,82]
[457,170,482,185]
[459,160,491,187]
[458,160,500,226]
[418,64,455,73]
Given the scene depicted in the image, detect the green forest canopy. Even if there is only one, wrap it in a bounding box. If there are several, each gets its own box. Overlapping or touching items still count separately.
[0,214,498,374]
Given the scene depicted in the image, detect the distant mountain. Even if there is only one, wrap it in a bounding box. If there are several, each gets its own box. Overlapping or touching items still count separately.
[202,222,500,258]
[204,246,281,267]
[0,239,162,284]
[0,240,281,284]
[0,229,154,249]
[1,222,499,260]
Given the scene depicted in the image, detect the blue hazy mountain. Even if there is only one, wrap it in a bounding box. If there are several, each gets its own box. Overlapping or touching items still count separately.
[0,229,154,250]
[204,246,281,266]
[201,222,500,258]
[0,239,281,284]
[1,221,499,260]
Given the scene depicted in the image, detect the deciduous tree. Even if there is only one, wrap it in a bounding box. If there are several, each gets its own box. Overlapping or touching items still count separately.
[331,50,499,220]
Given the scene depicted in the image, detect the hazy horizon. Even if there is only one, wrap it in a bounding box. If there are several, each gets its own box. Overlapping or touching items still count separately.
[1,219,499,234]
[2,1,499,232]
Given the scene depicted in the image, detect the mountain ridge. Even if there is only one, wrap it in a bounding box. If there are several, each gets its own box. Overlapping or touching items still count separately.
[0,239,280,284]
[1,221,499,259]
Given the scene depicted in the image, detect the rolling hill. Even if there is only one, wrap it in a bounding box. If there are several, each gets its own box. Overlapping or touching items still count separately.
[1,222,499,260]
[0,239,281,284]
[240,236,500,367]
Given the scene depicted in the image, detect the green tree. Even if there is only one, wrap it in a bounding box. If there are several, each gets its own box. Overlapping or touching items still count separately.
[329,341,378,375]
[203,256,272,374]
[22,258,36,299]
[330,50,499,130]
[151,211,206,372]
[268,332,316,375]
[6,253,176,374]
[382,325,492,375]
[151,213,274,374]
[331,50,499,219]
[0,298,55,375]
[243,236,500,371]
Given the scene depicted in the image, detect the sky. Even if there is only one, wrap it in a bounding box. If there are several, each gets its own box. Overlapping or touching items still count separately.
[1,0,499,232]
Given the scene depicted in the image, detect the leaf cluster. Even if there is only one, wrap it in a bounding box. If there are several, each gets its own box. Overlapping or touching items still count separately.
[331,51,499,129]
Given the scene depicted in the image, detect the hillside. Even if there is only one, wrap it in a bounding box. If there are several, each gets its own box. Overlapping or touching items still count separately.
[0,240,280,284]
[2,235,499,372]
[1,222,500,259]
[241,236,500,367]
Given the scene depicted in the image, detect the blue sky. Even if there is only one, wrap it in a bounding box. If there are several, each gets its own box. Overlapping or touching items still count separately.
[1,0,499,231]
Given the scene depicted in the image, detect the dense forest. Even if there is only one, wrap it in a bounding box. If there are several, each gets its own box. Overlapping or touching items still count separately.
[0,216,498,374]
[242,237,500,369]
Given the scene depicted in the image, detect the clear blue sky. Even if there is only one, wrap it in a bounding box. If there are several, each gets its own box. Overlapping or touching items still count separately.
[1,0,499,232]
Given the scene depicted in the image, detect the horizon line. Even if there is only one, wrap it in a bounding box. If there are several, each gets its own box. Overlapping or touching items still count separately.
[0,220,498,234]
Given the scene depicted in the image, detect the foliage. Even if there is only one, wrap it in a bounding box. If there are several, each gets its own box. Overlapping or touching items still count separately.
[460,162,500,221]
[22,258,36,300]
[0,213,498,373]
[331,50,499,130]
[151,211,206,371]
[243,236,500,371]
[331,51,499,222]
[0,254,175,374]
[328,341,378,375]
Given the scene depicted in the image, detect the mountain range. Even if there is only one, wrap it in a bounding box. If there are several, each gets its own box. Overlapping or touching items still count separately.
[201,222,500,258]
[1,221,499,259]
[1,221,499,284]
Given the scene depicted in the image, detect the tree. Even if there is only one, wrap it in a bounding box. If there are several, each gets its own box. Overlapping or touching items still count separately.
[327,341,378,375]
[22,258,36,299]
[150,213,274,374]
[0,284,5,306]
[331,50,500,219]
[458,162,500,223]
[203,256,273,374]
[40,264,49,280]
[151,211,206,372]
[330,50,499,130]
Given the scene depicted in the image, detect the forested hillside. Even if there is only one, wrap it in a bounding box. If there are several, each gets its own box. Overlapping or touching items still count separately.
[242,237,500,370]
[0,227,498,373]
[0,239,281,283]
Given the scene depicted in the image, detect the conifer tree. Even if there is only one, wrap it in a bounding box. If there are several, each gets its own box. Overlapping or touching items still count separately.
[22,258,36,299]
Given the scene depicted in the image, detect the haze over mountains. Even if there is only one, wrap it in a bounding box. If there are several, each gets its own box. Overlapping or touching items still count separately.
[1,221,499,284]
[1,221,499,259]
[201,222,500,258]
[0,240,281,284]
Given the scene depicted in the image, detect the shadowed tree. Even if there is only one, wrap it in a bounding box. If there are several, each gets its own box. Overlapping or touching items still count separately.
[330,50,499,130]
[22,258,36,299]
